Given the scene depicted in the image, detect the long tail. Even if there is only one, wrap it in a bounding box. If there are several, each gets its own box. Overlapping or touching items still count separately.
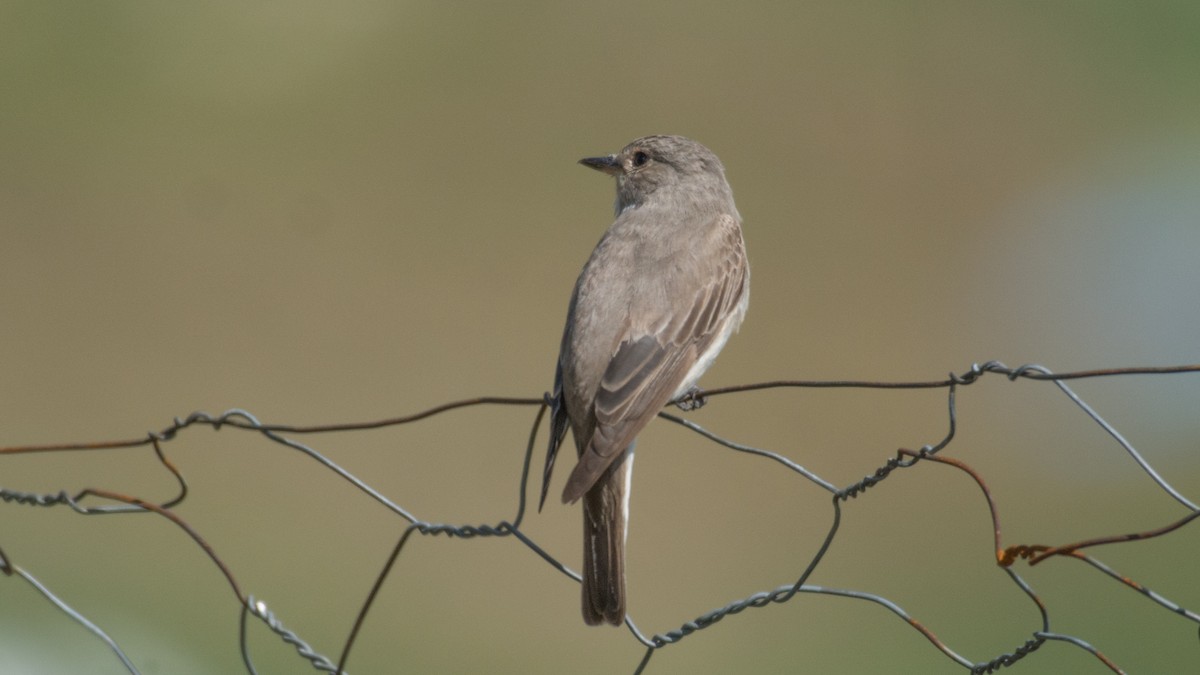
[581,446,634,626]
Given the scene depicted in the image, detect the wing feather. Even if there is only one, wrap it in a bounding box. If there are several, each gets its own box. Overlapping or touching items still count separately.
[561,215,747,502]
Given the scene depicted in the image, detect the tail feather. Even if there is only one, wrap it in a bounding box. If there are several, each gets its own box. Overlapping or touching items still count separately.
[581,447,633,626]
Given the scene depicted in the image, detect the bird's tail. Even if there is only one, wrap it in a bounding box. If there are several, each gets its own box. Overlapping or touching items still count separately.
[581,447,633,626]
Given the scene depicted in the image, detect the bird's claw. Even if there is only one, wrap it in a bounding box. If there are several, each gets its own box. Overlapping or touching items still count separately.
[674,386,707,411]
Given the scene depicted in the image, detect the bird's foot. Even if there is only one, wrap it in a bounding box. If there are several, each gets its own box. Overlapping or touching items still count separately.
[675,386,708,411]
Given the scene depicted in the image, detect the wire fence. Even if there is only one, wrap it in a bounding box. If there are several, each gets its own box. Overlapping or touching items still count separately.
[2,360,1198,673]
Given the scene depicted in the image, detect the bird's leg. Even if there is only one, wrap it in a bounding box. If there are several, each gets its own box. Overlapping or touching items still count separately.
[674,386,707,411]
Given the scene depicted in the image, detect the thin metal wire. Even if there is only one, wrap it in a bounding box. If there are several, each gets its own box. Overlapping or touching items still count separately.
[656,412,839,494]
[0,362,1197,673]
[1031,364,1196,511]
[242,596,343,674]
[0,548,141,674]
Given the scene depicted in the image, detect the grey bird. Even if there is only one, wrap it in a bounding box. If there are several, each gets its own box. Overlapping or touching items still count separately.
[541,135,750,626]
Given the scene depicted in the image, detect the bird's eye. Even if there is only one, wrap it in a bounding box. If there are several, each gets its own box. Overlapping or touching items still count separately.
[632,151,649,167]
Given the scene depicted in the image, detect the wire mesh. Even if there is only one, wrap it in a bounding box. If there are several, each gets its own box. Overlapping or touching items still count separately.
[1,361,1198,674]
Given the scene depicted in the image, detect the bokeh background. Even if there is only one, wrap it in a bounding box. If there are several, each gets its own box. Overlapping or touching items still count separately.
[3,2,1199,673]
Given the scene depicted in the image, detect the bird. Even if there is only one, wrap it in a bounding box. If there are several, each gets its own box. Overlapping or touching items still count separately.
[541,135,750,626]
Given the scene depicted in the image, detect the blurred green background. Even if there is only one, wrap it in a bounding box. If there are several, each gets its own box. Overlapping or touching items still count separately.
[2,2,1199,673]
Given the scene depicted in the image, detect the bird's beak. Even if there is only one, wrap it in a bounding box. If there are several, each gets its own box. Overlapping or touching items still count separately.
[579,154,622,176]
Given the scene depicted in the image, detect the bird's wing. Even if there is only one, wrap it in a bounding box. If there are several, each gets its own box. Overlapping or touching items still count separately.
[561,215,747,503]
[539,358,571,511]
